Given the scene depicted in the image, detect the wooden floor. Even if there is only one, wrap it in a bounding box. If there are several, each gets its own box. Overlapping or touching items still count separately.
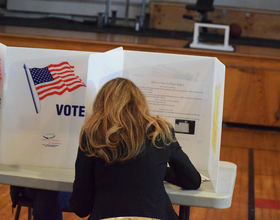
[0,24,280,220]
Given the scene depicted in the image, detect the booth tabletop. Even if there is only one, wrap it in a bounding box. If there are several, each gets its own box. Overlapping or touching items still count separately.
[0,164,74,192]
[165,161,237,209]
[0,161,236,209]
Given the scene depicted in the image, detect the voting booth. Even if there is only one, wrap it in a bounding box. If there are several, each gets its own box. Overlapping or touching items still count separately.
[0,45,225,192]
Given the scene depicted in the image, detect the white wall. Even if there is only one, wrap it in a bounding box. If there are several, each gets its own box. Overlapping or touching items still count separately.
[6,0,145,19]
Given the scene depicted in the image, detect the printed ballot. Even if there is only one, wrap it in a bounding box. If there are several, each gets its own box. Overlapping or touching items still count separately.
[0,45,225,192]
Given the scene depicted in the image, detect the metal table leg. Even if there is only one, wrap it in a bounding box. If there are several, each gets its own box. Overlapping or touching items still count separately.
[104,0,111,25]
[139,0,146,27]
[124,0,130,26]
[179,205,190,220]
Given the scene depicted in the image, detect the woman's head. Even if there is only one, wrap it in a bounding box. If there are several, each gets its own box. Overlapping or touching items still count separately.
[80,77,175,163]
[92,77,149,126]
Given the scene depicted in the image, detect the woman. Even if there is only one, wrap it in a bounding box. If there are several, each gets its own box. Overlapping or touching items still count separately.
[70,77,201,220]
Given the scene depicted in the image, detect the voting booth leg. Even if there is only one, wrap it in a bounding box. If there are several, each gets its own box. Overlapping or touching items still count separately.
[28,207,32,220]
[179,205,190,220]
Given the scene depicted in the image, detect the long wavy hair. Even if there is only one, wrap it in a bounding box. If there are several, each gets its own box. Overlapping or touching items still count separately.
[79,77,175,163]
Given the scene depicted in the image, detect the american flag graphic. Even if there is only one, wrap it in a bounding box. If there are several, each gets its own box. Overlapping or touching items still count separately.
[28,61,86,100]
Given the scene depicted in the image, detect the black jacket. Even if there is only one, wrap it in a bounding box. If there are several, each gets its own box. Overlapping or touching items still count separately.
[70,133,201,220]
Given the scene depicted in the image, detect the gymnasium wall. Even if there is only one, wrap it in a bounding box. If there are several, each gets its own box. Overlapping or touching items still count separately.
[171,0,280,12]
[5,0,280,20]
[149,2,280,40]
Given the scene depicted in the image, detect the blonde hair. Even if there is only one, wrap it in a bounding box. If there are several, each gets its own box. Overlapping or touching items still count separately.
[79,77,175,163]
